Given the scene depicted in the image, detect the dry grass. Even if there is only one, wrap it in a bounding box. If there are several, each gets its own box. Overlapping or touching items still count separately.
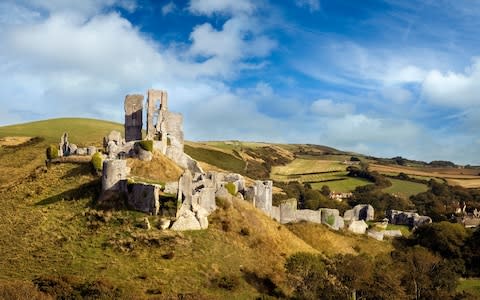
[127,151,184,183]
[272,159,345,176]
[447,178,480,188]
[0,136,32,146]
[286,222,393,257]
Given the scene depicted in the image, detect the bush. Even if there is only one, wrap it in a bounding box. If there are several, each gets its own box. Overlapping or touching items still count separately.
[212,275,239,291]
[225,182,236,196]
[138,140,153,152]
[240,227,250,236]
[215,197,232,210]
[91,152,103,172]
[46,145,58,160]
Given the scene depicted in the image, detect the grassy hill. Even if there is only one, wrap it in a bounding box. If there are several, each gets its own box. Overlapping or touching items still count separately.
[1,118,402,298]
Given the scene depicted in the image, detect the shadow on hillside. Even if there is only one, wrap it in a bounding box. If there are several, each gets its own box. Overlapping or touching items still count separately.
[35,179,101,206]
[242,270,285,298]
[60,164,92,179]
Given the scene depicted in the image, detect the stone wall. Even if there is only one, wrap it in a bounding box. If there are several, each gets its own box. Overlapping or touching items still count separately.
[295,209,322,224]
[279,198,297,224]
[124,94,143,142]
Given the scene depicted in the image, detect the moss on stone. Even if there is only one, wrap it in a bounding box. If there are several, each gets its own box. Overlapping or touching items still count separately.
[138,140,153,152]
[46,145,59,160]
[91,152,103,171]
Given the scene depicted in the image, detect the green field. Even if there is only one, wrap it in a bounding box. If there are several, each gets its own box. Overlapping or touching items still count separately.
[0,118,122,146]
[382,178,429,198]
[457,278,480,297]
[311,177,372,193]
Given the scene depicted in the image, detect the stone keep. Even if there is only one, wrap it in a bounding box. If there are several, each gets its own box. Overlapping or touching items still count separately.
[102,160,129,192]
[124,94,144,142]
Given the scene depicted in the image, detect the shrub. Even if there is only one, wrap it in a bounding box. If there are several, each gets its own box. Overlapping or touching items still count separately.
[225,182,236,196]
[138,140,153,152]
[240,227,250,236]
[215,197,232,210]
[46,145,58,160]
[91,152,103,172]
[212,275,239,291]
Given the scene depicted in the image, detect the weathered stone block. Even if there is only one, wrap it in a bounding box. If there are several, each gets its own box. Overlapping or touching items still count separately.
[321,208,344,230]
[367,230,384,241]
[171,210,201,231]
[296,209,322,224]
[347,220,368,234]
[102,159,129,192]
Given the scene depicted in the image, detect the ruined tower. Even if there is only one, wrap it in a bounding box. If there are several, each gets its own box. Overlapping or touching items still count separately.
[146,89,168,141]
[124,94,144,142]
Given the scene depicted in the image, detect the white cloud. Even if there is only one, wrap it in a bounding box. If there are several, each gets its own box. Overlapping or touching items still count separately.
[381,86,413,103]
[295,0,320,12]
[188,0,255,16]
[161,1,176,16]
[188,16,276,77]
[27,0,137,16]
[310,99,354,116]
[422,58,480,108]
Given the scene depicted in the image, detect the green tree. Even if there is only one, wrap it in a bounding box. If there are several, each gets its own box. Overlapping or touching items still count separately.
[285,253,326,300]
[413,222,468,259]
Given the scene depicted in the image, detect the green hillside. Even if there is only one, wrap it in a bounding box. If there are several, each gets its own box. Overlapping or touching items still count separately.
[0,118,389,298]
[0,118,122,145]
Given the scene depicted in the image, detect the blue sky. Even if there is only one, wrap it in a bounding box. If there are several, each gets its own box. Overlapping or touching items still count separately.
[0,0,479,164]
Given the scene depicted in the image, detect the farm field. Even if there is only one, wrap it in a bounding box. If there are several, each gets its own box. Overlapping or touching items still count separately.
[370,163,480,188]
[458,278,480,297]
[271,158,371,192]
[310,177,371,193]
[271,158,344,176]
[382,178,429,198]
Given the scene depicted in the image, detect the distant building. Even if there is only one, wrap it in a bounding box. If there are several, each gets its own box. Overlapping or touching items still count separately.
[329,192,352,202]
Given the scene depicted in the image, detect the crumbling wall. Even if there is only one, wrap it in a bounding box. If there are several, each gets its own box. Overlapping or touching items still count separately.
[344,204,375,223]
[251,180,273,216]
[127,183,161,215]
[102,159,129,192]
[146,89,168,152]
[124,94,144,142]
[387,209,432,227]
